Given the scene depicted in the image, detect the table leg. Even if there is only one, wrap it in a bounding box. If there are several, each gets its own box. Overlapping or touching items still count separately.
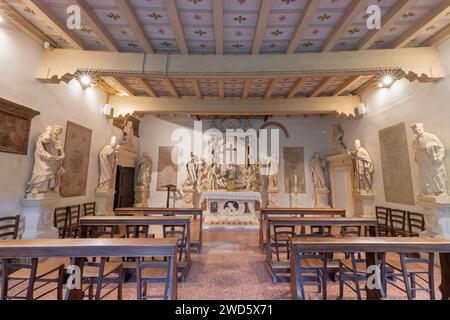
[439,253,450,300]
[167,254,178,300]
[65,257,85,300]
[290,245,303,300]
[365,252,384,300]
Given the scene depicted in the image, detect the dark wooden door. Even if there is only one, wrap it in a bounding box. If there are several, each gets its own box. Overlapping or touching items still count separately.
[114,166,135,209]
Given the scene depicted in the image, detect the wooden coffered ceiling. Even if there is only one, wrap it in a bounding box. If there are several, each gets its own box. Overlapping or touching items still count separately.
[1,0,449,117]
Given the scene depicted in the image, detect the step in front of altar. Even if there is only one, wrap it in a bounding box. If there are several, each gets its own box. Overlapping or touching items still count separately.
[203,214,260,230]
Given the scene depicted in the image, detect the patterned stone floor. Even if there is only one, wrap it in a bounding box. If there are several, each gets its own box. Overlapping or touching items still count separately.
[3,230,442,300]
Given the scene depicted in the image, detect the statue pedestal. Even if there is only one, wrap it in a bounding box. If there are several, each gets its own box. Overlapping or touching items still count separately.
[134,186,150,208]
[353,191,375,217]
[314,188,331,208]
[327,153,356,216]
[95,189,115,216]
[21,193,60,239]
[182,187,199,208]
[267,187,279,208]
[417,194,450,239]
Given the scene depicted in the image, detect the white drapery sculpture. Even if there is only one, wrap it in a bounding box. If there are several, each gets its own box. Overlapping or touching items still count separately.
[350,139,374,194]
[97,136,117,192]
[136,152,152,188]
[26,126,65,195]
[411,123,449,197]
[309,152,328,191]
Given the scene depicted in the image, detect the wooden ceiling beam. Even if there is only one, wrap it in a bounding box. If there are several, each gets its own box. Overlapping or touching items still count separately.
[163,78,180,98]
[264,79,278,99]
[136,78,158,97]
[310,77,334,97]
[95,77,117,95]
[242,79,251,99]
[252,0,272,55]
[163,0,189,54]
[421,23,450,47]
[73,0,120,52]
[109,95,362,118]
[192,79,202,99]
[333,76,362,96]
[392,1,450,48]
[12,0,85,49]
[322,0,371,52]
[356,0,416,50]
[218,79,225,98]
[108,77,135,96]
[353,77,378,96]
[287,0,321,53]
[116,0,154,53]
[212,0,224,55]
[286,78,305,99]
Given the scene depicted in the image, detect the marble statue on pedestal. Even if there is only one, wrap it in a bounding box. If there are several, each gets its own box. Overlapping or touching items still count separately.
[97,136,117,192]
[135,153,152,207]
[120,121,135,153]
[244,161,260,191]
[309,152,329,191]
[183,153,199,188]
[26,126,65,196]
[350,139,374,194]
[267,153,280,190]
[411,123,449,197]
[331,124,347,155]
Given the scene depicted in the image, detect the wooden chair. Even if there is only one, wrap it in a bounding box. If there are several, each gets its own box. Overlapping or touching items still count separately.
[389,209,407,237]
[83,202,96,216]
[53,207,70,239]
[0,215,20,240]
[80,257,123,300]
[405,212,425,237]
[271,225,295,262]
[385,253,435,300]
[375,206,390,236]
[310,225,332,236]
[67,205,81,238]
[135,257,173,300]
[1,258,65,300]
[291,234,329,300]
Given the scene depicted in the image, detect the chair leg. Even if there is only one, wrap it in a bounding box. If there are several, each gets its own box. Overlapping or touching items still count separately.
[136,258,142,300]
[338,266,344,300]
[410,273,417,299]
[1,259,9,300]
[95,258,106,300]
[26,258,39,300]
[117,268,123,301]
[428,253,436,300]
[399,255,413,300]
[57,266,64,300]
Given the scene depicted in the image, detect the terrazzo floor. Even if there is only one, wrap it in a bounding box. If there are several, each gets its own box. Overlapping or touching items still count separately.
[4,230,442,300]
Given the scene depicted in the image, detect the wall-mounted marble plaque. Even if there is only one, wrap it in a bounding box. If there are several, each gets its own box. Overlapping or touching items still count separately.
[283,147,306,194]
[379,123,415,205]
[156,146,179,191]
[0,97,40,155]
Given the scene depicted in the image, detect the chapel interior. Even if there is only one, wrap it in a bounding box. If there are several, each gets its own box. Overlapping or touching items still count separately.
[0,0,450,302]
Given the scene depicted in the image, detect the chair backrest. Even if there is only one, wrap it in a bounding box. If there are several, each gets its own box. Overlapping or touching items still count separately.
[67,205,81,227]
[375,206,389,226]
[83,202,96,216]
[54,207,69,239]
[0,215,20,240]
[163,225,187,262]
[126,225,151,239]
[340,225,362,237]
[407,211,425,234]
[390,209,406,230]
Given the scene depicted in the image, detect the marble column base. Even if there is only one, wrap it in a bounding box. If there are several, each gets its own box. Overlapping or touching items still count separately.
[314,189,331,209]
[134,186,150,208]
[21,193,60,239]
[95,189,115,216]
[353,191,375,217]
[417,194,450,240]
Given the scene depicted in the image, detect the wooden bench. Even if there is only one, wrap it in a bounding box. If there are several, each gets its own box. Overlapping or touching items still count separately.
[115,207,204,253]
[0,238,178,300]
[79,216,192,280]
[259,208,346,249]
[290,236,450,300]
[265,217,377,282]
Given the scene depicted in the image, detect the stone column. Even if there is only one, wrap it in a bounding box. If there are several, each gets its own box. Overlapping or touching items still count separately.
[352,192,375,217]
[417,195,450,240]
[21,193,60,239]
[95,190,115,216]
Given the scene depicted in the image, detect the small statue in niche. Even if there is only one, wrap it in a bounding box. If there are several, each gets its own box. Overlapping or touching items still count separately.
[97,136,117,192]
[136,153,152,188]
[26,126,66,195]
[349,139,374,194]
[120,121,135,152]
[331,124,347,155]
[309,152,329,191]
[411,123,449,197]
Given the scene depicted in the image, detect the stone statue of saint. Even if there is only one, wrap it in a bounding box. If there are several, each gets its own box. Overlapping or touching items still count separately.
[120,121,135,152]
[267,153,280,189]
[137,153,152,188]
[309,152,328,191]
[350,139,374,194]
[411,123,449,197]
[208,164,224,191]
[331,124,347,155]
[184,152,199,188]
[97,136,117,192]
[26,126,66,195]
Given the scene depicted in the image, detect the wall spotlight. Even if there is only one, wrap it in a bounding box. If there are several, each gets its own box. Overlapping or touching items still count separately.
[382,76,394,87]
[76,71,94,89]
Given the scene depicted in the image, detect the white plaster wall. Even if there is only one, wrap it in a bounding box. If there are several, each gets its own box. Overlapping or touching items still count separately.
[328,38,450,213]
[0,25,120,217]
[139,116,329,208]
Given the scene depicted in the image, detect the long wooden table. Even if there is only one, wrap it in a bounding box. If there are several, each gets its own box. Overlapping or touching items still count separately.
[115,207,204,253]
[0,238,178,300]
[290,237,450,300]
[265,217,378,282]
[79,216,192,280]
[259,208,346,248]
